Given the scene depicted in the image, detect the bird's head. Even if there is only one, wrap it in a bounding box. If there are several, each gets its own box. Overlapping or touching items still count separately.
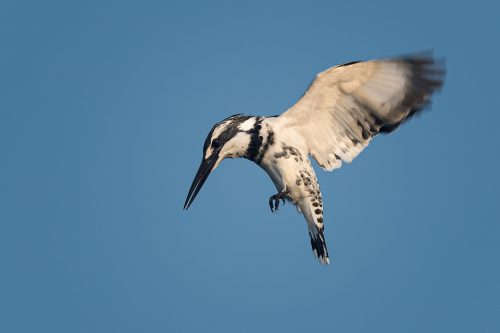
[184,114,255,209]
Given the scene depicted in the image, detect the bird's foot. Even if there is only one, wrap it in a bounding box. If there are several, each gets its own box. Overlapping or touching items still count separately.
[268,189,288,213]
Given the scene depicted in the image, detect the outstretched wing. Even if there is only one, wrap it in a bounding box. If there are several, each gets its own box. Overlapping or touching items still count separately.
[278,53,445,171]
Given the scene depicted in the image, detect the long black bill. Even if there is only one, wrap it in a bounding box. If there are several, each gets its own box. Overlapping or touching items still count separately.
[184,155,218,210]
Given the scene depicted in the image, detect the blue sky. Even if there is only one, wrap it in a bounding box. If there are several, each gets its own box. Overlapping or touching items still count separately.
[1,0,499,332]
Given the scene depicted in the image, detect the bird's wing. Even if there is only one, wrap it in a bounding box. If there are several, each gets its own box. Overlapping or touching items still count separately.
[277,53,445,171]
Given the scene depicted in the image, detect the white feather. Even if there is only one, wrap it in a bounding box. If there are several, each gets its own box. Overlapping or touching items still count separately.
[277,54,444,171]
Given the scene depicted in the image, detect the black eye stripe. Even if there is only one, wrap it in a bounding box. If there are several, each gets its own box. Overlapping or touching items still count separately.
[211,138,221,148]
[202,115,252,154]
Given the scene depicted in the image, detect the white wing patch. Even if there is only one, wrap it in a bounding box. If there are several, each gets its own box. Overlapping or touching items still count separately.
[278,54,444,171]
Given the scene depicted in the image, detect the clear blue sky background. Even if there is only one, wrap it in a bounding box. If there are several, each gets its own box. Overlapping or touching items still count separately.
[1,0,499,332]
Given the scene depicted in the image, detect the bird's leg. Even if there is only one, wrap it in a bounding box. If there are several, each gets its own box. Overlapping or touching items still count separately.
[268,187,288,213]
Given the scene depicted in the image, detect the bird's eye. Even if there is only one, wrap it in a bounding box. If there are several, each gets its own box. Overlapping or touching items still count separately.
[211,138,222,149]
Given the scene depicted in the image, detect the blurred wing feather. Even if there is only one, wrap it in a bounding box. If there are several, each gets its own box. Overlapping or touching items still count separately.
[278,53,445,171]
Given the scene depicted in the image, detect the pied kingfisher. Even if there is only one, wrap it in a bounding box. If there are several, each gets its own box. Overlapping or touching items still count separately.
[184,52,445,265]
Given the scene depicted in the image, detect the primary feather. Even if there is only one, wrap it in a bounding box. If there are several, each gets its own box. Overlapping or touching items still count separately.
[279,54,444,171]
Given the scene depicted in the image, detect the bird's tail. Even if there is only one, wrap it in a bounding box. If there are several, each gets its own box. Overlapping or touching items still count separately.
[309,227,330,265]
[299,197,330,265]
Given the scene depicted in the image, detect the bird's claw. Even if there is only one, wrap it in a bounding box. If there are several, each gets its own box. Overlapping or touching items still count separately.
[268,190,287,213]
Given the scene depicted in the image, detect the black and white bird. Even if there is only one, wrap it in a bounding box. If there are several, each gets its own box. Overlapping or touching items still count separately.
[184,53,445,265]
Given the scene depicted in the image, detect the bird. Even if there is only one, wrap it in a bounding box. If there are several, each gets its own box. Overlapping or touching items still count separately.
[184,52,445,265]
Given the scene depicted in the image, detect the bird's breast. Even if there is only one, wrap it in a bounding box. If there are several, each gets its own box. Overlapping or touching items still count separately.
[258,140,316,204]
